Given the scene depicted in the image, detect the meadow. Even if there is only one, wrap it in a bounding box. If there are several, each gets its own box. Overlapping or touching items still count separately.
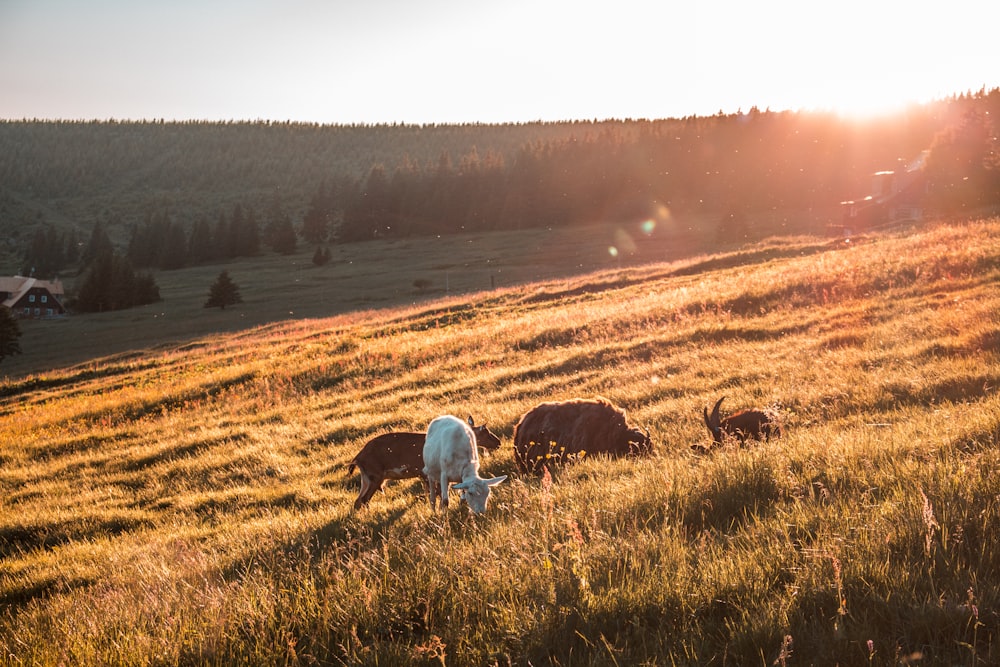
[0,217,998,665]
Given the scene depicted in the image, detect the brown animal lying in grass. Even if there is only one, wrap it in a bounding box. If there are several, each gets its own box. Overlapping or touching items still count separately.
[347,418,502,510]
[513,397,652,474]
[701,396,781,449]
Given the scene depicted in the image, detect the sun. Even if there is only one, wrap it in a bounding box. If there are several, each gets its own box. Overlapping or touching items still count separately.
[829,95,919,122]
[809,81,927,122]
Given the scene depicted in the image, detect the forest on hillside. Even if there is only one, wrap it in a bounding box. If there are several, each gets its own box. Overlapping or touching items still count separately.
[1,88,998,278]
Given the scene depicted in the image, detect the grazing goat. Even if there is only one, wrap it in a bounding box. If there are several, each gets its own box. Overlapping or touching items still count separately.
[347,421,502,510]
[703,396,781,448]
[513,397,652,474]
[347,432,425,510]
[422,415,507,514]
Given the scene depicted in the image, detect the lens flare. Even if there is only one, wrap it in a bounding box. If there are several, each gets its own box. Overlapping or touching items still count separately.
[641,219,656,235]
[608,246,619,258]
[614,228,638,254]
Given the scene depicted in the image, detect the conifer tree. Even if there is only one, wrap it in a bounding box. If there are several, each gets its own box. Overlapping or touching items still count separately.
[212,210,231,260]
[269,215,298,255]
[75,250,160,313]
[81,220,114,268]
[188,218,215,264]
[63,227,81,266]
[301,185,331,244]
[22,224,63,277]
[0,306,23,364]
[311,245,331,266]
[204,270,243,310]
[239,207,261,256]
[160,221,189,270]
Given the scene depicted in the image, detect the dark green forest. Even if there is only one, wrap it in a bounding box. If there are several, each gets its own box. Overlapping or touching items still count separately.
[2,88,998,279]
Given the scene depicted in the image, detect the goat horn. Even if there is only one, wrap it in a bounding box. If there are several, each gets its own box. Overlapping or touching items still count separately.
[709,396,725,428]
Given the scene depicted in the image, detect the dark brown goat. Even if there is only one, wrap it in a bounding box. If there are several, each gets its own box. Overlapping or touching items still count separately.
[347,419,502,510]
[513,397,652,474]
[702,396,781,448]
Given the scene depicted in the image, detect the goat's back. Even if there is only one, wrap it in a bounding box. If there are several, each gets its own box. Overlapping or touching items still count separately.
[513,398,634,472]
[423,415,478,480]
[349,431,425,476]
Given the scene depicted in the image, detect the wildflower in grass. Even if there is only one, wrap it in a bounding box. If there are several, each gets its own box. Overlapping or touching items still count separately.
[966,587,979,621]
[832,555,848,636]
[920,487,939,557]
[773,634,793,667]
[411,635,446,666]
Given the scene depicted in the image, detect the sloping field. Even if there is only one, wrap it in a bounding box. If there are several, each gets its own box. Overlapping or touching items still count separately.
[1,219,998,665]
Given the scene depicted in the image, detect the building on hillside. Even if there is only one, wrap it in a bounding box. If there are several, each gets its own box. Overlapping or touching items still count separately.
[838,150,930,234]
[0,276,67,318]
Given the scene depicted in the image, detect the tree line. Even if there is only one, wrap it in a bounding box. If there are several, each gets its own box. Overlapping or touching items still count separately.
[4,91,998,242]
[296,92,1000,245]
[6,89,999,314]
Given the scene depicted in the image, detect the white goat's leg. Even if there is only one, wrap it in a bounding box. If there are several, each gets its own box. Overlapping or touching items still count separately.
[439,473,450,510]
[426,474,438,511]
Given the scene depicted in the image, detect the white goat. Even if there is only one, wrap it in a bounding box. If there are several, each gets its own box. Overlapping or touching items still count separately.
[422,415,507,514]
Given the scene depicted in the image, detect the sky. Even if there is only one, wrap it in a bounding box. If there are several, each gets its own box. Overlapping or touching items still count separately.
[1,0,998,125]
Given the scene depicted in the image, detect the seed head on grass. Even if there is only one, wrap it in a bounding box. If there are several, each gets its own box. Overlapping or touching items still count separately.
[772,634,793,667]
[920,487,939,557]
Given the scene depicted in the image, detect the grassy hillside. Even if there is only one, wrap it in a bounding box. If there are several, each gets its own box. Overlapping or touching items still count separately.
[1,217,718,378]
[1,218,998,665]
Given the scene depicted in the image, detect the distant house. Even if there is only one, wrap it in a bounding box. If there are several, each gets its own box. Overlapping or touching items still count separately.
[0,276,67,318]
[838,150,930,234]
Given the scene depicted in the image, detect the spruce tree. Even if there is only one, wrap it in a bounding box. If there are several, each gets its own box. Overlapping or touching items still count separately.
[160,222,189,270]
[81,220,115,268]
[268,213,298,255]
[188,218,215,264]
[301,185,331,244]
[75,250,160,313]
[0,306,23,364]
[204,270,243,310]
[311,245,331,266]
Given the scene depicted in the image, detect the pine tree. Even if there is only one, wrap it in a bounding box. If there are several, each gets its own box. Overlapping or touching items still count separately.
[0,306,23,364]
[81,220,115,268]
[63,227,81,266]
[75,250,161,313]
[204,270,243,310]
[75,249,116,312]
[301,185,331,244]
[239,208,261,256]
[22,225,58,277]
[269,214,298,255]
[227,204,260,258]
[188,217,214,264]
[160,221,189,270]
[311,245,331,266]
[926,109,998,212]
[212,210,231,260]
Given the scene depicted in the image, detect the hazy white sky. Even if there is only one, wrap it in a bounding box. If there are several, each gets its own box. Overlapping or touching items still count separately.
[1,0,997,124]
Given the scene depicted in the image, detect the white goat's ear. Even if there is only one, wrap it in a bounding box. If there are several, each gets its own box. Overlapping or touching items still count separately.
[453,480,471,490]
[486,475,508,486]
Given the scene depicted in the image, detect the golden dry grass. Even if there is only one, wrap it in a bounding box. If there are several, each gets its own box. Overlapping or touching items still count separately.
[1,218,998,665]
